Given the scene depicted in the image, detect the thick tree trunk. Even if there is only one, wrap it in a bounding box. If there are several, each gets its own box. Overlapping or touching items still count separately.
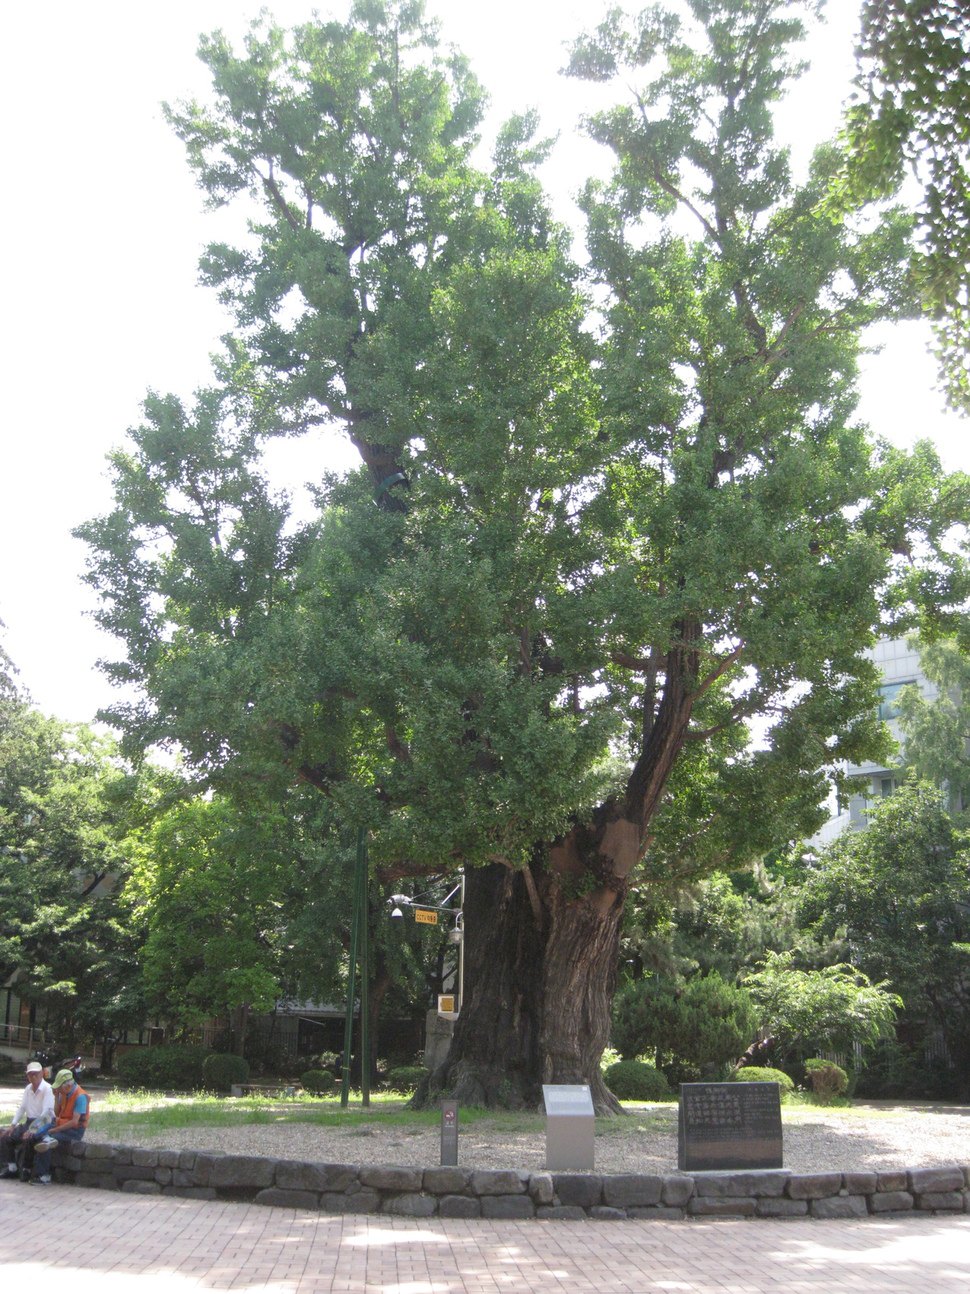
[420,829,629,1115]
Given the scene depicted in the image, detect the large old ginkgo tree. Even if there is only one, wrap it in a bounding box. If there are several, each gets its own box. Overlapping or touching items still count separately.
[79,0,969,1109]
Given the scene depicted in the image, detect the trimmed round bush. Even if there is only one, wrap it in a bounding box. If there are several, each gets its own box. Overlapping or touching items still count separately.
[301,1068,337,1095]
[728,1065,794,1096]
[604,1059,672,1101]
[116,1045,211,1091]
[203,1052,250,1093]
[803,1058,848,1103]
[385,1065,429,1094]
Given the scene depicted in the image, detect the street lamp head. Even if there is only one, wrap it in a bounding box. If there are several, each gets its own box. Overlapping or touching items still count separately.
[388,894,410,906]
[390,906,404,919]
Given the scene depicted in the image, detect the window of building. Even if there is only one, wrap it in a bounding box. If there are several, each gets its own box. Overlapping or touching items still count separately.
[877,680,915,721]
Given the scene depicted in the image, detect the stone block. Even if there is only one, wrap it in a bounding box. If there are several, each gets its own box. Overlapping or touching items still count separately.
[423,1166,471,1195]
[121,1179,162,1194]
[662,1175,694,1207]
[626,1206,686,1221]
[359,1166,423,1192]
[552,1174,602,1208]
[909,1167,965,1195]
[76,1175,112,1190]
[320,1189,381,1214]
[110,1147,131,1165]
[528,1173,554,1205]
[132,1148,159,1167]
[191,1155,217,1186]
[602,1174,663,1209]
[810,1196,869,1220]
[469,1169,529,1196]
[916,1192,965,1211]
[153,1168,173,1186]
[276,1162,358,1193]
[178,1151,197,1170]
[115,1165,160,1183]
[60,1156,86,1174]
[163,1187,218,1200]
[83,1143,115,1161]
[536,1205,587,1220]
[842,1172,878,1195]
[439,1194,482,1218]
[694,1171,788,1198]
[254,1188,320,1210]
[383,1193,437,1218]
[870,1190,913,1213]
[589,1206,628,1221]
[688,1196,757,1217]
[171,1170,195,1188]
[207,1155,275,1189]
[158,1150,180,1168]
[786,1173,842,1200]
[876,1171,907,1192]
[481,1195,536,1220]
[756,1198,809,1218]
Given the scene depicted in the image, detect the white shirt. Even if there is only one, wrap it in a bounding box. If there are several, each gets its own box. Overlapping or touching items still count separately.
[11,1079,54,1127]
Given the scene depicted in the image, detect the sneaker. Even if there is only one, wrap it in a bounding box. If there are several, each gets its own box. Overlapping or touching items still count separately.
[35,1175,51,1184]
[6,1162,16,1175]
[35,1139,58,1154]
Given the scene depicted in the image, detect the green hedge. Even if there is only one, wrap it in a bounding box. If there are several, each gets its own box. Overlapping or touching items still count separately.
[728,1065,794,1096]
[301,1069,337,1095]
[385,1065,428,1094]
[604,1059,672,1101]
[116,1045,212,1091]
[203,1052,250,1092]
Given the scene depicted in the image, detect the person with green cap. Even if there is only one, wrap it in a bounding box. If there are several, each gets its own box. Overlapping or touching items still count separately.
[27,1068,90,1184]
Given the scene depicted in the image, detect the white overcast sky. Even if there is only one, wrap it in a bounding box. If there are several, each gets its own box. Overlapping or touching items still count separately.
[1,0,965,723]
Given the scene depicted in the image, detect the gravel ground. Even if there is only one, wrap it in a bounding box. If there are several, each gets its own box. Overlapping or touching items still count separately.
[87,1102,970,1174]
[2,1084,967,1174]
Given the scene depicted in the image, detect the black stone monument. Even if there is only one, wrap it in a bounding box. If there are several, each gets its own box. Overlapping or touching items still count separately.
[678,1081,783,1171]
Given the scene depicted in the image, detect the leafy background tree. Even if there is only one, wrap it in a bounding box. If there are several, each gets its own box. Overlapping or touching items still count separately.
[741,950,900,1066]
[0,678,149,1061]
[798,781,970,1092]
[897,637,970,817]
[838,0,970,413]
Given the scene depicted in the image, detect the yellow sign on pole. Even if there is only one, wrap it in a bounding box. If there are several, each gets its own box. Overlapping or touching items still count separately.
[414,908,438,925]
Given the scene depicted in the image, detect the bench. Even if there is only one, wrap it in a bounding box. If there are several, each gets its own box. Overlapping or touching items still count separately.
[229,1083,304,1098]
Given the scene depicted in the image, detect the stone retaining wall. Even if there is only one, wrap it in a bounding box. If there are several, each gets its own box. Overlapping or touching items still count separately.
[43,1142,970,1220]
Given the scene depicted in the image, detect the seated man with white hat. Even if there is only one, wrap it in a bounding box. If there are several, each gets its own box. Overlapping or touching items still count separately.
[1,1061,54,1177]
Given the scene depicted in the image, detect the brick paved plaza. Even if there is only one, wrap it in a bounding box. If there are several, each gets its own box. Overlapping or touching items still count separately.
[1,1179,969,1292]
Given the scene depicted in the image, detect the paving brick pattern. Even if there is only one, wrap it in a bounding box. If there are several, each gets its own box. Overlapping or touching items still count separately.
[2,1178,970,1292]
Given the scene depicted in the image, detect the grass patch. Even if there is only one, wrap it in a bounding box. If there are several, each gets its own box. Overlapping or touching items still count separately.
[82,1088,932,1142]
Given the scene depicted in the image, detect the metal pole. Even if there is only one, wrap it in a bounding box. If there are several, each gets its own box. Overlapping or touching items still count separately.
[358,826,370,1108]
[458,871,465,1013]
[340,833,361,1108]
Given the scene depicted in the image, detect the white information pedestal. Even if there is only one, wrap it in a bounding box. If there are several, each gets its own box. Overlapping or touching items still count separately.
[542,1083,595,1170]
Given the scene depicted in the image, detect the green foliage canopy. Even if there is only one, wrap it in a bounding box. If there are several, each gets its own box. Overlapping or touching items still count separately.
[742,949,901,1060]
[837,1,970,412]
